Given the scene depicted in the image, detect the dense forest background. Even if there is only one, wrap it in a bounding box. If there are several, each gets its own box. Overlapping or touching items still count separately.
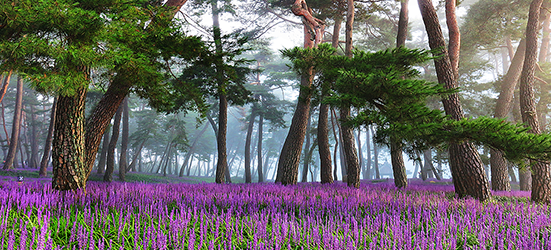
[2,0,551,202]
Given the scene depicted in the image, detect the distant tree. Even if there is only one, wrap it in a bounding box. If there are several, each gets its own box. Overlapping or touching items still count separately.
[104,106,122,183]
[3,76,23,170]
[39,97,56,177]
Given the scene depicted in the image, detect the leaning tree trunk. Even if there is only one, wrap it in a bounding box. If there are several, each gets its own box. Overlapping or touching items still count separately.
[83,1,190,180]
[119,97,129,181]
[276,0,324,185]
[490,39,526,191]
[3,76,23,170]
[418,0,490,201]
[39,97,57,177]
[519,0,551,203]
[52,86,87,190]
[179,123,208,177]
[103,105,122,183]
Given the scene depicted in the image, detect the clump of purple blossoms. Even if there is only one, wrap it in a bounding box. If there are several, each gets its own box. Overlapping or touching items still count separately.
[0,179,548,249]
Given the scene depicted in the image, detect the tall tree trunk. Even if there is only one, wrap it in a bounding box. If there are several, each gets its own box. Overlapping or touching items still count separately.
[52,86,87,190]
[520,0,551,203]
[391,0,410,188]
[83,1,190,180]
[3,76,24,170]
[341,0,360,188]
[331,109,339,180]
[29,104,39,169]
[244,108,256,183]
[257,113,264,183]
[39,97,57,177]
[370,126,380,179]
[364,126,372,179]
[396,0,409,47]
[103,105,122,182]
[356,130,363,178]
[97,126,110,175]
[301,114,312,182]
[207,112,231,182]
[490,39,526,191]
[119,97,129,181]
[276,0,324,185]
[418,0,491,201]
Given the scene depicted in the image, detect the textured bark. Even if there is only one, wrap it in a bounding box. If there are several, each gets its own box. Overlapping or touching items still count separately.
[341,107,360,188]
[52,87,87,190]
[445,0,460,77]
[520,0,551,203]
[520,166,533,191]
[83,0,189,180]
[301,114,312,182]
[396,0,409,47]
[276,0,323,185]
[119,97,129,181]
[103,105,122,183]
[244,108,256,183]
[257,114,264,183]
[490,39,526,191]
[276,71,314,184]
[332,17,342,48]
[390,138,407,188]
[96,126,110,175]
[3,77,23,170]
[215,94,228,184]
[344,0,354,57]
[39,97,57,177]
[418,0,490,201]
[0,70,12,104]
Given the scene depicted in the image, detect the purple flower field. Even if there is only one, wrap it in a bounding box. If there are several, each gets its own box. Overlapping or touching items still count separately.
[0,179,550,249]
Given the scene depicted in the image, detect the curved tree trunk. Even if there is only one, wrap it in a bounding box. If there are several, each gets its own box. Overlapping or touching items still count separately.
[396,0,409,47]
[390,138,407,188]
[276,0,324,185]
[83,0,190,180]
[179,123,208,177]
[3,76,23,170]
[418,0,490,201]
[103,105,122,182]
[520,0,551,203]
[39,97,57,177]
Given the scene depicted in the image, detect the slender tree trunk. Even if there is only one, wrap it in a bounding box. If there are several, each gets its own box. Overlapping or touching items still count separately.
[418,0,491,201]
[83,1,190,180]
[179,123,208,177]
[3,77,24,170]
[39,97,57,177]
[276,0,324,185]
[424,150,442,180]
[244,108,256,183]
[301,114,312,182]
[356,130,363,178]
[520,0,551,203]
[119,97,129,181]
[97,126,110,175]
[396,0,409,47]
[257,113,264,183]
[370,126,380,179]
[364,127,372,179]
[103,105,122,182]
[127,139,146,173]
[29,105,39,169]
[0,70,12,104]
